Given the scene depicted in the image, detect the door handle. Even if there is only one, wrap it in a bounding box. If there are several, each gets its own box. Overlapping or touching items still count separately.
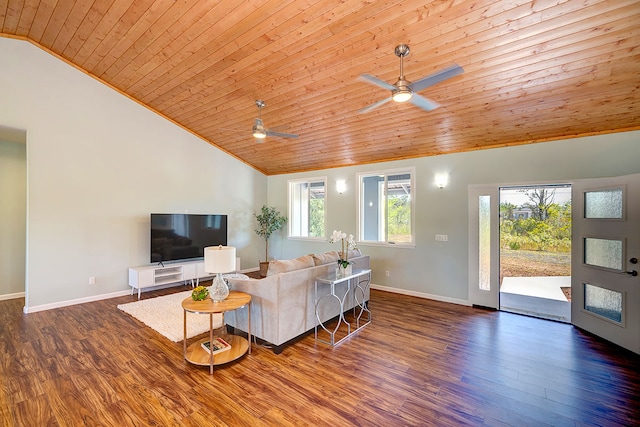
[626,258,638,276]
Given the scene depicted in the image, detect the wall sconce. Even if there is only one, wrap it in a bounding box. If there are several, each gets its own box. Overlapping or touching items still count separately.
[435,173,449,189]
[336,180,347,194]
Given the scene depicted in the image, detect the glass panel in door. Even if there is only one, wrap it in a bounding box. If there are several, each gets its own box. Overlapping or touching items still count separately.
[583,238,623,270]
[583,283,623,324]
[479,195,491,291]
[584,189,623,219]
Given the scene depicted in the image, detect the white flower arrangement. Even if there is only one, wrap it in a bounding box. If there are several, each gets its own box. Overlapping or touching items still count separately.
[330,230,357,268]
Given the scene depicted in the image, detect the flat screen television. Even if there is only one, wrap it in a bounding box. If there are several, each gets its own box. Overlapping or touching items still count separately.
[150,213,228,263]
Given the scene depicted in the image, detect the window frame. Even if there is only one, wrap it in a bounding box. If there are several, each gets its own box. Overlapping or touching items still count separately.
[287,176,327,241]
[357,167,416,247]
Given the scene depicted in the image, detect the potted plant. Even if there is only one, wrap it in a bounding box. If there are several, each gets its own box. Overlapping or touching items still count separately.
[254,205,287,277]
[330,229,357,276]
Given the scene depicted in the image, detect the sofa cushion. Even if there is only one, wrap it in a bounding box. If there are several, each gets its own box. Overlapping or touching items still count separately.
[311,251,340,266]
[267,255,315,276]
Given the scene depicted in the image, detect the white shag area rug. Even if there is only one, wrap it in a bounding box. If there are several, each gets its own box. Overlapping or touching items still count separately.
[117,290,223,342]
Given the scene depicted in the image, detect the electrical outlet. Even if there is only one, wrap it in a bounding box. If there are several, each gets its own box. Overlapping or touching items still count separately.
[385,270,390,277]
[88,276,95,285]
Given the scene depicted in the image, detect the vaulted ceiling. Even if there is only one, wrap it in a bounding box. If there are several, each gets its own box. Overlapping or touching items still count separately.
[1,1,639,175]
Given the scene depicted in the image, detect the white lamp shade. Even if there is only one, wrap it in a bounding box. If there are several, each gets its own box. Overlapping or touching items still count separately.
[204,246,236,273]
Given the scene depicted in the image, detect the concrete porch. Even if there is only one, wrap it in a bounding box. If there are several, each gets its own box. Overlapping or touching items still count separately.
[500,276,571,323]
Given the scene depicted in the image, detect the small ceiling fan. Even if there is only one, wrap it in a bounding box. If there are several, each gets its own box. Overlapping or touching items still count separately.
[251,100,298,142]
[358,44,464,113]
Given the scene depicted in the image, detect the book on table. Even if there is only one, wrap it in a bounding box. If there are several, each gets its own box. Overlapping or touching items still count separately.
[201,337,231,354]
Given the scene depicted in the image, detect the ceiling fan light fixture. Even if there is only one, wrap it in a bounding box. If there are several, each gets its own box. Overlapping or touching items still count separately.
[392,88,413,103]
[252,127,267,139]
[252,118,267,139]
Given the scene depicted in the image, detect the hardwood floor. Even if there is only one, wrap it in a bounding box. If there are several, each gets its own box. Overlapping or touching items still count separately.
[1,287,638,426]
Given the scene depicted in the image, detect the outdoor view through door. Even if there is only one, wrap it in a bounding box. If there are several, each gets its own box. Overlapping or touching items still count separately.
[499,185,572,322]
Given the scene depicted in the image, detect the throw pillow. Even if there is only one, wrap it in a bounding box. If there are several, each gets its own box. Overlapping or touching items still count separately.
[266,255,315,276]
[348,248,362,259]
[311,251,339,266]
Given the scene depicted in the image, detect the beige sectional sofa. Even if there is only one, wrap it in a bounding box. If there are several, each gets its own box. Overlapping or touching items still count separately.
[225,250,370,353]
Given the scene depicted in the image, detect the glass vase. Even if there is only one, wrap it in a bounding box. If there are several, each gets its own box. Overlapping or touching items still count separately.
[210,273,229,302]
[336,263,352,277]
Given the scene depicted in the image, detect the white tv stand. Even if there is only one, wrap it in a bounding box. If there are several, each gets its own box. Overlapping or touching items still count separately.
[128,260,209,300]
[128,257,241,299]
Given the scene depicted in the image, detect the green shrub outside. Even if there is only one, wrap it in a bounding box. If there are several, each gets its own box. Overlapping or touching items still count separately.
[500,200,571,253]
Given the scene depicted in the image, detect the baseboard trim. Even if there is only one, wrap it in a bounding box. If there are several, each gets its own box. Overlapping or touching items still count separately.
[22,278,470,314]
[370,284,471,306]
[0,291,25,301]
[22,277,217,313]
[23,289,132,314]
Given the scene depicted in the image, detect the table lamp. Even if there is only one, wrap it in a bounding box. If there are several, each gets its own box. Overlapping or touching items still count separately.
[204,245,236,302]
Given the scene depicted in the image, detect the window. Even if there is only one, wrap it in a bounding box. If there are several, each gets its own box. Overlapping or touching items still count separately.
[358,168,414,245]
[288,177,326,239]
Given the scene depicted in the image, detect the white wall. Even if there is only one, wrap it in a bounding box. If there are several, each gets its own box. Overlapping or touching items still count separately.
[0,38,267,310]
[0,128,27,298]
[267,131,640,304]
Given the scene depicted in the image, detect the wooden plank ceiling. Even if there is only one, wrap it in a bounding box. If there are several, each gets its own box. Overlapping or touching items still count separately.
[1,0,639,175]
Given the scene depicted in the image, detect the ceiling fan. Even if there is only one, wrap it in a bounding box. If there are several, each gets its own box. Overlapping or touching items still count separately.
[357,44,464,114]
[251,100,298,142]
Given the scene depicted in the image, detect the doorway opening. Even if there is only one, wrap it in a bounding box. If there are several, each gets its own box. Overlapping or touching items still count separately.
[499,184,572,322]
[0,126,27,302]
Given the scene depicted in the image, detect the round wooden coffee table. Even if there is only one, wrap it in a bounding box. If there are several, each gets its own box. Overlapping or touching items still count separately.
[182,290,251,374]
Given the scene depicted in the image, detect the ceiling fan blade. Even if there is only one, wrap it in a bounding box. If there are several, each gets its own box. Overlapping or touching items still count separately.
[409,64,464,93]
[266,130,299,139]
[358,74,398,91]
[358,96,392,114]
[409,94,440,111]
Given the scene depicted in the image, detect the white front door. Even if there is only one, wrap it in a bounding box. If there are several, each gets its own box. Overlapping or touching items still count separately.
[571,173,640,354]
